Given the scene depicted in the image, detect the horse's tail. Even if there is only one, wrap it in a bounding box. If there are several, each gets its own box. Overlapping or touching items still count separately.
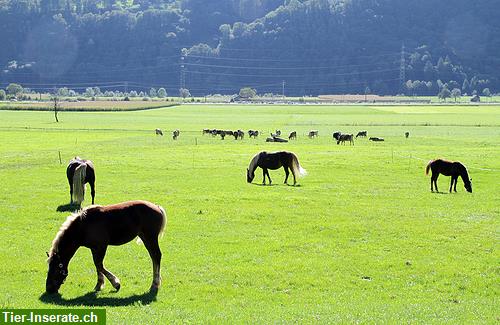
[158,205,167,239]
[425,160,434,175]
[136,205,167,244]
[72,163,86,204]
[291,153,307,177]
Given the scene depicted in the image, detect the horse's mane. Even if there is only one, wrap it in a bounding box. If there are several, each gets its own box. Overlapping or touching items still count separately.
[49,208,90,256]
[248,152,262,173]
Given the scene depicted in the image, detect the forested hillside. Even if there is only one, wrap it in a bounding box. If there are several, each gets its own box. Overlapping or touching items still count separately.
[1,0,499,96]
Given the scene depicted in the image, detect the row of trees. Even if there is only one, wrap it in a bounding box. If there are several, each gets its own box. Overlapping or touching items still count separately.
[405,78,493,98]
[1,0,499,95]
[438,87,493,102]
[0,83,177,99]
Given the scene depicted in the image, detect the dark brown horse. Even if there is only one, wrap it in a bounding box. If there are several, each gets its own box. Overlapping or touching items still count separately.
[46,200,167,294]
[67,157,95,205]
[247,151,306,185]
[426,159,472,193]
[337,134,354,145]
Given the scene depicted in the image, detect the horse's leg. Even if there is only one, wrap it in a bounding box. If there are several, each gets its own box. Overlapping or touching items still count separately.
[91,246,121,291]
[449,177,454,193]
[431,172,438,192]
[283,166,289,184]
[453,176,458,192]
[262,168,266,185]
[266,169,272,185]
[140,234,162,293]
[433,174,439,193]
[89,180,95,204]
[91,247,106,291]
[68,177,73,204]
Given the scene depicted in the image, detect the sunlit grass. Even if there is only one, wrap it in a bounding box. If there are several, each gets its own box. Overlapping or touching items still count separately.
[0,104,498,323]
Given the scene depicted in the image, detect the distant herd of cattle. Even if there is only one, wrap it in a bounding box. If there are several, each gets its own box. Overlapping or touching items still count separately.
[155,128,411,143]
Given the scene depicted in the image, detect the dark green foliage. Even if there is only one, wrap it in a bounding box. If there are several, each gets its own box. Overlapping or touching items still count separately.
[0,0,499,95]
[239,87,257,98]
[6,83,23,95]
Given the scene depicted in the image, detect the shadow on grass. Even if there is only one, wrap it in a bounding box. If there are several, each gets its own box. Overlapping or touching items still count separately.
[56,203,81,212]
[251,183,302,187]
[39,290,157,307]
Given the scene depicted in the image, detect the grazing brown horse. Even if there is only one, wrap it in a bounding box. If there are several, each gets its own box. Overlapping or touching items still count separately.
[337,134,354,145]
[426,159,472,193]
[356,131,367,138]
[46,200,167,294]
[172,129,180,140]
[248,130,259,138]
[155,128,163,136]
[308,130,319,138]
[247,151,306,185]
[67,157,95,206]
[288,131,297,140]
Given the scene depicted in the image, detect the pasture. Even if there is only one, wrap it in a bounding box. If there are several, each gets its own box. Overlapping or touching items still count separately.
[0,104,498,323]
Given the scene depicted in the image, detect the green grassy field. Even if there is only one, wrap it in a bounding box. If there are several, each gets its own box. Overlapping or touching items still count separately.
[0,104,498,323]
[0,100,178,111]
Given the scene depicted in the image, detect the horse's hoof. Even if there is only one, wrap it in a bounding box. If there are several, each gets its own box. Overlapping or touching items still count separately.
[94,283,104,292]
[149,285,159,295]
[113,281,121,291]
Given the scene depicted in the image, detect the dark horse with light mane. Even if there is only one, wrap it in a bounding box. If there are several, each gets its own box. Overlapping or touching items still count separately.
[247,151,307,185]
[46,200,167,295]
[67,157,95,206]
[426,159,472,193]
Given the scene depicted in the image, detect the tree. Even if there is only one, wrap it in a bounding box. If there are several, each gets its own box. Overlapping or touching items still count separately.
[130,91,138,97]
[451,88,461,102]
[157,88,167,98]
[482,88,491,97]
[0,89,5,100]
[462,79,470,94]
[52,96,60,122]
[438,87,451,102]
[149,88,157,98]
[179,88,191,99]
[92,87,102,96]
[239,87,257,98]
[6,83,23,96]
[84,87,95,97]
[57,87,69,96]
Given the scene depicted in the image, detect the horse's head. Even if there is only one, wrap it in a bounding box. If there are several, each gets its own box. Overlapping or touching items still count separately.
[465,179,472,193]
[45,252,68,294]
[247,168,254,183]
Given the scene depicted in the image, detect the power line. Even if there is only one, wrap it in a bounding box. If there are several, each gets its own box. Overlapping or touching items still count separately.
[183,61,396,71]
[184,68,399,78]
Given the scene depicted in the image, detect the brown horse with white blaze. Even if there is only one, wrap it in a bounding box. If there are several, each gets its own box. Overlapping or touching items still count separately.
[426,159,472,193]
[45,200,167,295]
[247,151,307,185]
